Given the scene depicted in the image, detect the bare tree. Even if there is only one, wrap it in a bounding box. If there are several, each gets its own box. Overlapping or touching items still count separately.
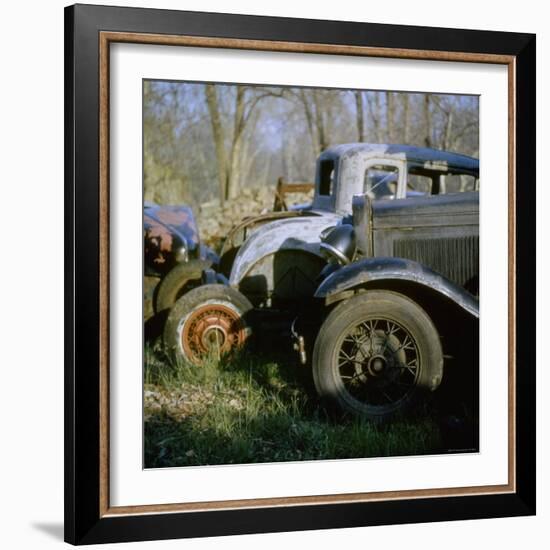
[204,84,229,204]
[366,92,383,143]
[402,94,410,143]
[290,88,341,157]
[205,84,275,203]
[423,94,433,147]
[295,89,322,157]
[144,82,479,207]
[385,92,395,142]
[143,82,191,204]
[354,91,365,142]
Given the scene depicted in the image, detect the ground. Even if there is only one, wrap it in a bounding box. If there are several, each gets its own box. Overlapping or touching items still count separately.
[143,340,477,469]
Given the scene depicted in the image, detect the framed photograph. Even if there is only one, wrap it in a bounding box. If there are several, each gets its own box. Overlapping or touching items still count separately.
[65,3,536,545]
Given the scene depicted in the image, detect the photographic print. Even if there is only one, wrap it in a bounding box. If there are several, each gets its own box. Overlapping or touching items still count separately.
[66,5,535,543]
[142,80,480,469]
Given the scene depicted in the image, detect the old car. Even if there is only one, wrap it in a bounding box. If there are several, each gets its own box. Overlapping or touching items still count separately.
[223,143,479,309]
[163,188,479,422]
[163,144,479,388]
[143,201,218,322]
[308,190,479,420]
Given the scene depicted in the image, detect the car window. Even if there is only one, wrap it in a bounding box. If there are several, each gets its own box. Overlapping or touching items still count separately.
[407,164,479,195]
[441,174,479,193]
[407,174,431,196]
[364,165,398,199]
[318,159,335,196]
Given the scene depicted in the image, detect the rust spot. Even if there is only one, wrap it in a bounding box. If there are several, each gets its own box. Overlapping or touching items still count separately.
[144,213,173,265]
[153,206,199,244]
[181,303,249,365]
[144,205,201,270]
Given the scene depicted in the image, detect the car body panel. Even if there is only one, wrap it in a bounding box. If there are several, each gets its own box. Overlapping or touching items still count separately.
[144,202,218,276]
[229,213,341,304]
[314,256,479,317]
[143,202,218,323]
[144,203,201,272]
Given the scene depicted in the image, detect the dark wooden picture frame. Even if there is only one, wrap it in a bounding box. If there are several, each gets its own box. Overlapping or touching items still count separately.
[65,3,536,545]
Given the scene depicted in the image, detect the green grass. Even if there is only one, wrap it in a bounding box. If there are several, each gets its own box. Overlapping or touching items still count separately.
[144,342,446,468]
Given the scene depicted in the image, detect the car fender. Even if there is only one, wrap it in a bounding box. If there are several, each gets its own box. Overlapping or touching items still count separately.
[314,257,478,317]
[229,213,341,285]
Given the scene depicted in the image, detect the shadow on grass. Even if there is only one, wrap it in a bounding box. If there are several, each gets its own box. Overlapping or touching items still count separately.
[144,335,479,469]
[144,406,444,468]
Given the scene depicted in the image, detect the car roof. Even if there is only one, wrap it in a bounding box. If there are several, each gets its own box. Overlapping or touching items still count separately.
[319,143,479,174]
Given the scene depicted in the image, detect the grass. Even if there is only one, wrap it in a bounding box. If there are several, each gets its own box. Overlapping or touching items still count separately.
[144,341,450,468]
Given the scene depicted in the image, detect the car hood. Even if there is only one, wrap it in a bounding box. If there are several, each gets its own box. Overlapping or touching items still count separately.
[144,203,201,267]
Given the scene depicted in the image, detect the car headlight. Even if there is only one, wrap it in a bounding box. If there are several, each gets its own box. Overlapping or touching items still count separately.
[319,224,357,265]
[174,240,188,263]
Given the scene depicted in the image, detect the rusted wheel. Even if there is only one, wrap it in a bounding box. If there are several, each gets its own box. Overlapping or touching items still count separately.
[164,284,253,365]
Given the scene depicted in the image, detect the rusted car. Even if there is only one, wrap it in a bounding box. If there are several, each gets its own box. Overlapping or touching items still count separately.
[164,186,479,422]
[223,143,479,309]
[163,144,479,387]
[143,202,218,321]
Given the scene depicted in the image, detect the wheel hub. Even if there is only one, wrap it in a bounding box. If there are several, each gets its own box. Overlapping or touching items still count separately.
[201,325,227,350]
[367,354,387,376]
[181,303,247,362]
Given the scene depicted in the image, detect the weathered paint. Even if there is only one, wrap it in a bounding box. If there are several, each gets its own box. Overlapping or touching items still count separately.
[220,210,318,257]
[144,202,218,320]
[314,257,479,317]
[144,203,204,272]
[370,191,479,230]
[228,144,479,307]
[349,191,480,293]
[312,143,479,215]
[318,143,479,174]
[229,213,341,286]
[144,213,173,267]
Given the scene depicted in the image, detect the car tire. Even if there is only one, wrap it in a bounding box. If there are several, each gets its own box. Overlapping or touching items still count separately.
[163,284,253,366]
[312,290,443,421]
[154,259,211,313]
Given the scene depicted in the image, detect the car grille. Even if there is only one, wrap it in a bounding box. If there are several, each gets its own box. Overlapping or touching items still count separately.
[393,236,479,294]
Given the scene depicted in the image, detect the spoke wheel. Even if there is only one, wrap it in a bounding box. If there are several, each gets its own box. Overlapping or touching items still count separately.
[313,290,443,420]
[164,284,253,366]
[337,318,419,410]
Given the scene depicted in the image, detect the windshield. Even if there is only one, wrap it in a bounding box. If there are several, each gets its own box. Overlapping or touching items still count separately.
[364,167,398,199]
